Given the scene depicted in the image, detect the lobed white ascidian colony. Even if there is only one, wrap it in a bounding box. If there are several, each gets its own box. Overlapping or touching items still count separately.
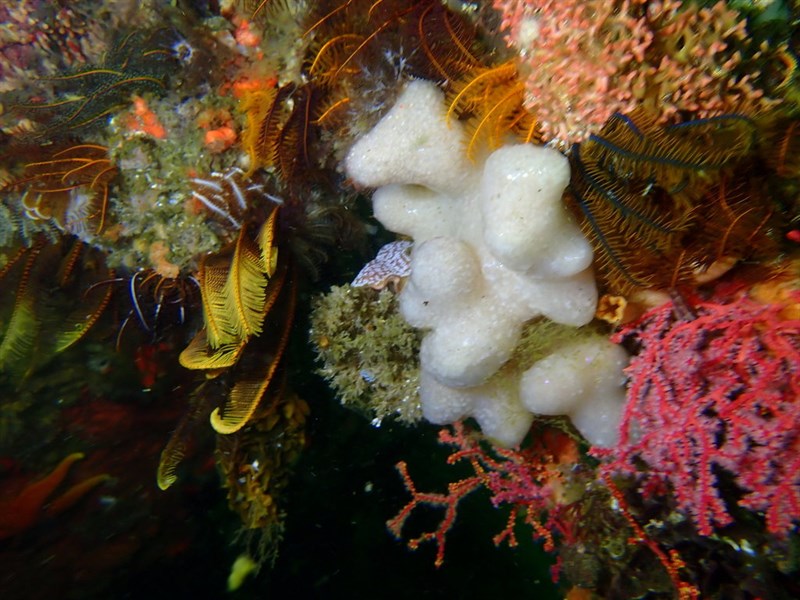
[345,79,628,448]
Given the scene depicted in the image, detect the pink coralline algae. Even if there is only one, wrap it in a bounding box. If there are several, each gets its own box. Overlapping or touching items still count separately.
[492,0,778,147]
[597,284,800,537]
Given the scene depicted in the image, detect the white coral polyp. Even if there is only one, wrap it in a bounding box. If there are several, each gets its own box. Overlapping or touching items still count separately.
[345,80,625,447]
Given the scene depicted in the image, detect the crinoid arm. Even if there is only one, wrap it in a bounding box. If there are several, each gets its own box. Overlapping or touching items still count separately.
[568,110,768,293]
[446,62,542,161]
[210,263,295,435]
[157,385,214,491]
[0,238,113,377]
[12,144,117,237]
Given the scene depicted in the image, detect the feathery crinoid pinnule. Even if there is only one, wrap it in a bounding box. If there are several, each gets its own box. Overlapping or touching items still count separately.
[569,110,777,293]
[446,61,542,161]
[0,237,114,377]
[11,144,117,238]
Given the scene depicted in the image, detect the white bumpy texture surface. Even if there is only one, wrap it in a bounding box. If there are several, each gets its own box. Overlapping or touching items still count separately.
[345,80,627,447]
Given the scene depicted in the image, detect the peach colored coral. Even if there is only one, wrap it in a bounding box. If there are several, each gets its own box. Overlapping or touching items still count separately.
[492,0,779,148]
[233,18,261,48]
[148,241,180,279]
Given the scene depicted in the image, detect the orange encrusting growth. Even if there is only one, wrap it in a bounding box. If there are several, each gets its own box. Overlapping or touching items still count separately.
[125,95,167,139]
[204,126,237,153]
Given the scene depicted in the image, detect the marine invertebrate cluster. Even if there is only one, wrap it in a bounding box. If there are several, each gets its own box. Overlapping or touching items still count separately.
[0,237,113,376]
[0,0,107,94]
[14,28,178,137]
[189,167,263,232]
[124,94,167,140]
[0,3,329,570]
[598,280,800,536]
[113,267,199,342]
[216,390,309,562]
[492,0,783,146]
[239,82,303,178]
[174,207,288,432]
[445,60,542,160]
[310,284,422,425]
[1,1,799,596]
[302,0,484,154]
[11,143,117,239]
[388,421,578,567]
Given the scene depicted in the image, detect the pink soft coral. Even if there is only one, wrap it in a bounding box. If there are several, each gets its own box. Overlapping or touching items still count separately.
[597,283,800,536]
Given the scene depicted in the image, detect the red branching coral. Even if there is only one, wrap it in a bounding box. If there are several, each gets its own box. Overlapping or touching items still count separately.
[598,282,800,536]
[387,422,579,566]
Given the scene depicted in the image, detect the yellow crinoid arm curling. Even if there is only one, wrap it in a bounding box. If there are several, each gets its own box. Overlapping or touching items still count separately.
[210,267,296,435]
[257,205,279,277]
[446,62,541,161]
[223,225,269,341]
[179,328,247,371]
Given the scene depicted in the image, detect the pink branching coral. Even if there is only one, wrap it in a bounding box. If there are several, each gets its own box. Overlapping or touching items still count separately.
[598,283,800,536]
[387,422,580,567]
[492,0,778,147]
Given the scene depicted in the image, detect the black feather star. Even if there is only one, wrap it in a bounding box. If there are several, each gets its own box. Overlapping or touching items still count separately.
[568,109,773,293]
[16,29,178,136]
